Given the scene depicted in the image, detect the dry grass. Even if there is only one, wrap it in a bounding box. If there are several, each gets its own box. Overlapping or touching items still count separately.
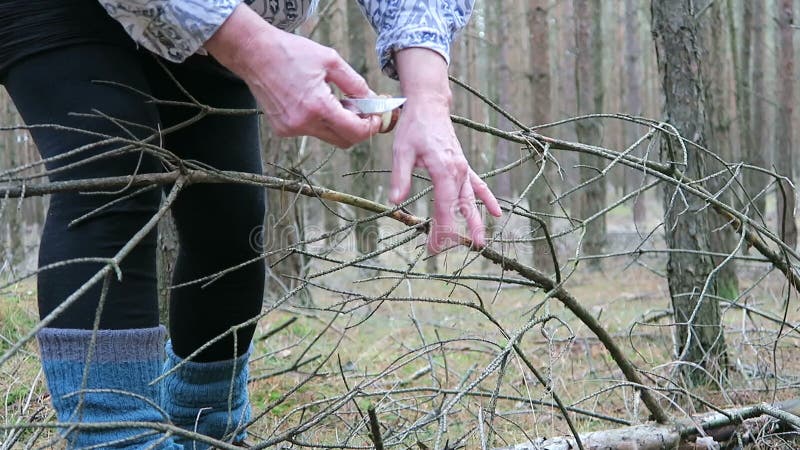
[0,280,57,448]
[2,244,799,448]
[239,255,799,448]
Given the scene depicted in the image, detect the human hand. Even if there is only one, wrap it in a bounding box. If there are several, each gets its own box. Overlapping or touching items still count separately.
[205,4,381,148]
[392,49,502,253]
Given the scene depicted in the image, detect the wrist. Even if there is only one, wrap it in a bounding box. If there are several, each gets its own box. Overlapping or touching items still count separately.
[395,48,453,108]
[205,4,278,77]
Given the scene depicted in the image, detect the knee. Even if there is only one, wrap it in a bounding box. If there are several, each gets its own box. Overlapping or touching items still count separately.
[172,184,265,268]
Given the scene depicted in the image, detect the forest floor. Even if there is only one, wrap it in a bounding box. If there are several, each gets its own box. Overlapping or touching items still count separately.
[2,250,799,449]
[1,191,797,449]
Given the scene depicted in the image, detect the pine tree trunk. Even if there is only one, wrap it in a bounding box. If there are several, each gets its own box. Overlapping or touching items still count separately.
[316,0,341,246]
[482,2,500,267]
[0,92,18,268]
[737,0,767,226]
[573,0,606,270]
[261,129,309,304]
[624,0,648,226]
[494,2,514,201]
[651,0,728,386]
[728,0,748,165]
[700,1,739,300]
[0,92,46,272]
[749,0,767,219]
[466,9,482,166]
[776,0,797,249]
[346,0,378,257]
[528,0,555,272]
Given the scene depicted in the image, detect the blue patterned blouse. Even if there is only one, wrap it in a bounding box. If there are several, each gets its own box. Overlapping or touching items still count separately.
[98,0,474,78]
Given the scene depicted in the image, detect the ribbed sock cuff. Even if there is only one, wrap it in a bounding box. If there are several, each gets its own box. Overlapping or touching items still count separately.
[38,326,167,363]
[37,326,181,449]
[162,341,251,448]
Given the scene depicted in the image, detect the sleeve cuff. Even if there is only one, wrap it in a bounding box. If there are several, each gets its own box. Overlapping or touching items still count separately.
[101,0,242,63]
[377,28,451,79]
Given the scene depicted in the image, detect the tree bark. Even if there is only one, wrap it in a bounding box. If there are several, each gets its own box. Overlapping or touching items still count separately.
[346,0,379,257]
[493,2,514,201]
[481,2,500,267]
[0,91,46,272]
[261,129,309,304]
[157,208,178,326]
[573,0,606,270]
[729,0,748,165]
[749,0,768,219]
[651,0,728,385]
[497,424,680,450]
[700,1,739,300]
[527,0,555,272]
[0,92,21,269]
[466,6,482,166]
[776,0,797,249]
[315,0,342,246]
[737,0,768,227]
[624,0,648,226]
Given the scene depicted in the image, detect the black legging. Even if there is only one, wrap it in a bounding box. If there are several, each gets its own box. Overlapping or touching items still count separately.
[4,44,265,362]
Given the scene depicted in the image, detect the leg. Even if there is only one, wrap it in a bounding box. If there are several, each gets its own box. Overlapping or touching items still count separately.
[147,56,265,362]
[6,45,161,329]
[4,44,179,449]
[143,56,265,447]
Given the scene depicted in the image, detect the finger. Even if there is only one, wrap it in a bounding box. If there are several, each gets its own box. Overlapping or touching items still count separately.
[390,145,415,204]
[326,56,373,98]
[428,167,463,254]
[307,121,353,148]
[470,170,503,217]
[319,99,382,143]
[459,180,486,247]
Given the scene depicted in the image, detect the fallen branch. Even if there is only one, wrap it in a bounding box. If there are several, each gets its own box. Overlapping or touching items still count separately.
[0,166,669,424]
[495,398,800,450]
[495,424,680,450]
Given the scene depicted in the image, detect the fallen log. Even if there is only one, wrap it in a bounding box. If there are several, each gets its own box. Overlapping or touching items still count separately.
[495,424,679,450]
[495,399,800,450]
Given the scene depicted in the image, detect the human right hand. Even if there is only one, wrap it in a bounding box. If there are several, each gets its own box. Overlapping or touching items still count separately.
[205,4,382,148]
[392,49,502,253]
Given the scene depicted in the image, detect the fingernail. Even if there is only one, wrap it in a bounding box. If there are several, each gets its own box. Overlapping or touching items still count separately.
[390,188,400,201]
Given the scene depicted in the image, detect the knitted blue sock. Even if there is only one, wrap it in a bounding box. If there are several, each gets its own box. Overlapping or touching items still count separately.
[37,326,182,449]
[161,341,251,449]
